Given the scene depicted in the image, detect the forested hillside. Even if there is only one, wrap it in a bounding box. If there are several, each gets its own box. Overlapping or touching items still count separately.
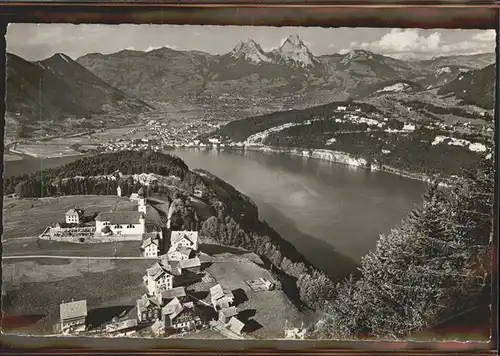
[3,151,336,311]
[312,155,494,339]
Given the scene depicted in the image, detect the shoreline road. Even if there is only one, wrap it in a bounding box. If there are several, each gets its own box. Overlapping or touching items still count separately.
[2,255,158,260]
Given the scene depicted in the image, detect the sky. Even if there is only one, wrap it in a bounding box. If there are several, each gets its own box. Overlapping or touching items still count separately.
[6,24,497,61]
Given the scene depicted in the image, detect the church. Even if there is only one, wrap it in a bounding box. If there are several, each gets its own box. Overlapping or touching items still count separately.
[94,187,162,241]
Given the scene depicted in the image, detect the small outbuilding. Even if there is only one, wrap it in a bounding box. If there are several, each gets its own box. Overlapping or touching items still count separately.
[59,299,87,333]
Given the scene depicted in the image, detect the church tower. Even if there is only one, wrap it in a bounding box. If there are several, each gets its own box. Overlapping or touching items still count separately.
[117,186,122,197]
[137,187,147,214]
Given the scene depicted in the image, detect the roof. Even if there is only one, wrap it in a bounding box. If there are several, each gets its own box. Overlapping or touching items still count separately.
[210,284,233,301]
[168,302,195,322]
[179,257,201,269]
[65,209,83,216]
[60,300,87,320]
[161,287,186,300]
[220,307,238,319]
[210,284,225,300]
[171,231,198,246]
[141,237,159,249]
[130,193,139,199]
[146,262,171,280]
[227,317,245,334]
[168,245,192,257]
[162,297,181,316]
[95,211,144,224]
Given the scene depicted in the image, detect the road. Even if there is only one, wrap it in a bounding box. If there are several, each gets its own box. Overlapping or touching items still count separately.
[3,255,157,260]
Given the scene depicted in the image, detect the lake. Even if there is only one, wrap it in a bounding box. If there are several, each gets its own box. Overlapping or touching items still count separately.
[3,149,427,277]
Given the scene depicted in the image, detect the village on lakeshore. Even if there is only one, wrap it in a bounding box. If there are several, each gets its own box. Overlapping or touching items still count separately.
[25,183,302,339]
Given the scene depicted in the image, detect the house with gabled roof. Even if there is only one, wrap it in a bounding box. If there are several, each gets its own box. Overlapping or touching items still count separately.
[210,284,234,310]
[59,299,87,333]
[170,231,199,251]
[218,306,238,324]
[136,293,162,324]
[143,262,174,296]
[166,245,192,262]
[162,299,201,332]
[158,256,182,276]
[227,316,245,335]
[141,237,160,258]
[65,209,84,224]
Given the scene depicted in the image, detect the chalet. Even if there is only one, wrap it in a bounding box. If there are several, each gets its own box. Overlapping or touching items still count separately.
[170,231,199,251]
[210,284,234,310]
[179,257,201,273]
[95,212,145,237]
[167,246,192,261]
[218,306,238,324]
[141,237,160,258]
[59,299,87,333]
[143,262,174,296]
[65,209,84,224]
[227,317,245,335]
[136,294,162,324]
[162,298,201,332]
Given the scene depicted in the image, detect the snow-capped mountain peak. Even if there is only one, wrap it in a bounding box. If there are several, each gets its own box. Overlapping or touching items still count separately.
[229,39,272,64]
[274,34,319,68]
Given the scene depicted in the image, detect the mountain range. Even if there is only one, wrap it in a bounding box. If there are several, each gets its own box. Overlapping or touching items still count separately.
[5,52,152,138]
[5,34,496,138]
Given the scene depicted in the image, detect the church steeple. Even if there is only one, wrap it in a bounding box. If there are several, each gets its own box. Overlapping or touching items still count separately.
[137,187,147,214]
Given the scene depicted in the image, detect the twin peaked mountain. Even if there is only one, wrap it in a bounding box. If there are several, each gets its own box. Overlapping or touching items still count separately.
[228,35,320,68]
[5,33,496,139]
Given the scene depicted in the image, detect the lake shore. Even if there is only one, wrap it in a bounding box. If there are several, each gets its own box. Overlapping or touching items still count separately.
[237,145,436,185]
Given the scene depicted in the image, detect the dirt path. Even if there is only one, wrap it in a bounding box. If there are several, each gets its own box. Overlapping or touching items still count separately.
[3,255,157,260]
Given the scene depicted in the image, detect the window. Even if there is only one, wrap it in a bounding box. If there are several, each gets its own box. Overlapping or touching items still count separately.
[114,225,120,229]
[127,224,134,229]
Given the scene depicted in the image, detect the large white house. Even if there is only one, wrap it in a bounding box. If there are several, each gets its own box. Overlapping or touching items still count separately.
[143,262,174,296]
[170,231,199,251]
[65,209,84,224]
[141,237,160,258]
[95,211,145,237]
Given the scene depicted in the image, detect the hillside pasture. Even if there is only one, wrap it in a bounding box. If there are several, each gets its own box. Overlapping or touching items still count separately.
[188,256,305,339]
[2,259,152,335]
[2,195,137,239]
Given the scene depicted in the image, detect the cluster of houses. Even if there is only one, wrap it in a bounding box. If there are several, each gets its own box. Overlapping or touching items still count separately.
[55,186,257,337]
[135,230,245,336]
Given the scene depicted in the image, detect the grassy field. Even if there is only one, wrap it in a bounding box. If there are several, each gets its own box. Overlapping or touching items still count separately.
[3,196,137,239]
[2,259,153,335]
[188,256,306,339]
[3,238,142,257]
